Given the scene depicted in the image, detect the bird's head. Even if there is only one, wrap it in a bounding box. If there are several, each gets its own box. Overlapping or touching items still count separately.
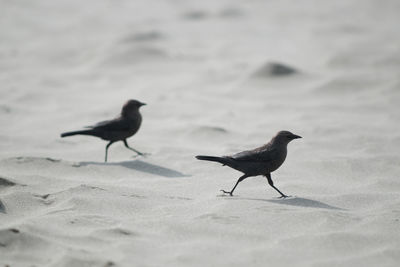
[272,130,302,145]
[121,99,146,117]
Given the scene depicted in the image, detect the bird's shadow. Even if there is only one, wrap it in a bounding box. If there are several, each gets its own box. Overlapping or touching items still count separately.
[232,196,345,211]
[76,159,189,178]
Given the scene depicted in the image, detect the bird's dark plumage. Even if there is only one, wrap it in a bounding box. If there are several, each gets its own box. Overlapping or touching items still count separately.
[61,99,146,162]
[196,130,302,197]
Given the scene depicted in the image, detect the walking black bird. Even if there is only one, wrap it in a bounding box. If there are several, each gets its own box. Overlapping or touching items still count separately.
[61,99,146,162]
[196,131,301,197]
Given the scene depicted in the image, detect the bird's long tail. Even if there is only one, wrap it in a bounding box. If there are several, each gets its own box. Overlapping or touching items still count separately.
[195,155,229,165]
[60,130,95,138]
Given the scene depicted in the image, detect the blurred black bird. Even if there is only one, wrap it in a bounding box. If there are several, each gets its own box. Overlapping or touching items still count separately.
[61,99,146,162]
[196,130,302,197]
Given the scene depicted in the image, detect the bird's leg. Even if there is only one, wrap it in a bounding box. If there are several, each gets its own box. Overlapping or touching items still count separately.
[265,173,289,198]
[105,141,114,163]
[123,140,146,156]
[221,174,248,196]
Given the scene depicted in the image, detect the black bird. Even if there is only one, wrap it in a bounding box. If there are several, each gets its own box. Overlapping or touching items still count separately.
[196,131,301,197]
[61,99,146,162]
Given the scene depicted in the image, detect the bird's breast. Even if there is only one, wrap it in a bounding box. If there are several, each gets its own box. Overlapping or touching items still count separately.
[266,147,287,172]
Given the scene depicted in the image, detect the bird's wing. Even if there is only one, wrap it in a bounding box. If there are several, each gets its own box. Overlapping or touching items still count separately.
[89,118,131,131]
[85,120,111,128]
[229,146,278,162]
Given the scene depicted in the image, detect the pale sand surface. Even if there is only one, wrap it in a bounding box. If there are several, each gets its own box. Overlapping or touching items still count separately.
[1,0,400,266]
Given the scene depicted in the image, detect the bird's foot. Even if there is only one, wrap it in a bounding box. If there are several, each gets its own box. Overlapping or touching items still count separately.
[139,151,151,157]
[278,195,290,199]
[132,152,150,158]
[220,190,233,196]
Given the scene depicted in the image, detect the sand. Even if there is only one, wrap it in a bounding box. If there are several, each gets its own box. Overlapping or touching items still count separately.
[1,0,400,266]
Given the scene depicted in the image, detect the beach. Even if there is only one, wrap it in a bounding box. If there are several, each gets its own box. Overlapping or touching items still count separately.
[1,0,400,266]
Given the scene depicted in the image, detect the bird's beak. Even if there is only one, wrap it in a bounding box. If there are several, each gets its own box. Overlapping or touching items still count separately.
[291,134,302,139]
[140,102,147,106]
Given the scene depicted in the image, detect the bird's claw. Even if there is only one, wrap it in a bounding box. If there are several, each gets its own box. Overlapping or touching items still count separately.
[278,195,290,199]
[132,152,150,158]
[220,190,233,196]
